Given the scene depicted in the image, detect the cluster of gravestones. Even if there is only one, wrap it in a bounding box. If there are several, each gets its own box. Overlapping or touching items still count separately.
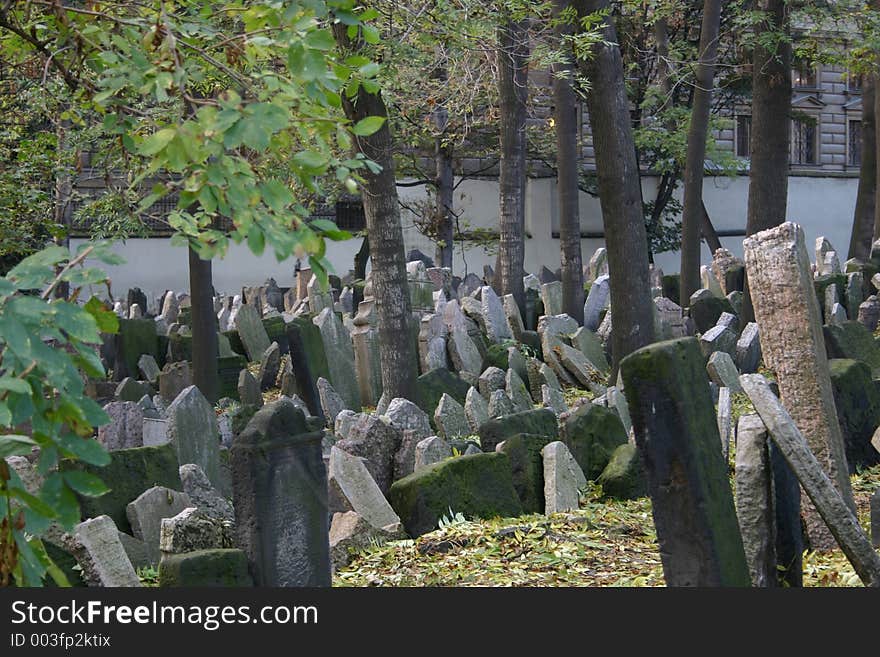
[14,233,880,587]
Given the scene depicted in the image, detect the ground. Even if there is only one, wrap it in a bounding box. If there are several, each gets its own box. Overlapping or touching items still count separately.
[333,465,880,588]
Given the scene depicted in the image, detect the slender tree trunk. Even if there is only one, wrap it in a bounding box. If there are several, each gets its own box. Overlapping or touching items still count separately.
[680,0,723,304]
[54,118,72,300]
[873,73,880,245]
[188,246,219,402]
[575,0,656,369]
[497,18,529,312]
[850,76,875,260]
[746,0,791,235]
[553,0,584,323]
[434,49,455,270]
[680,0,721,300]
[333,24,417,401]
[352,235,370,311]
[741,0,791,324]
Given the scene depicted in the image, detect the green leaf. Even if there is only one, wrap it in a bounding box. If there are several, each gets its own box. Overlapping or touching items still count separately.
[247,224,266,256]
[138,128,177,156]
[0,377,31,395]
[57,433,110,467]
[63,471,109,497]
[292,150,330,173]
[351,116,385,136]
[53,302,101,343]
[0,434,37,458]
[9,487,57,519]
[305,28,336,51]
[358,62,380,78]
[84,296,119,334]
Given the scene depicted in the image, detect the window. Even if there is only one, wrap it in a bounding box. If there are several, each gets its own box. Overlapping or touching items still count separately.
[791,117,818,165]
[736,115,751,157]
[792,59,818,89]
[849,120,862,167]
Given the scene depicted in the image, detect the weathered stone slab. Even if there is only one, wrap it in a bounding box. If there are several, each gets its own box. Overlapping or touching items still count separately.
[166,385,221,489]
[542,441,586,514]
[328,446,401,529]
[235,303,271,362]
[335,414,402,495]
[158,361,191,403]
[448,327,483,376]
[744,221,856,550]
[158,548,252,587]
[561,402,628,480]
[414,436,453,471]
[179,463,234,521]
[257,341,281,391]
[434,393,470,440]
[741,373,880,586]
[583,274,610,331]
[313,308,360,411]
[285,315,330,418]
[98,401,144,451]
[126,486,192,565]
[479,408,558,453]
[620,337,750,586]
[707,351,742,393]
[237,369,262,408]
[541,281,564,317]
[735,322,762,374]
[64,516,141,587]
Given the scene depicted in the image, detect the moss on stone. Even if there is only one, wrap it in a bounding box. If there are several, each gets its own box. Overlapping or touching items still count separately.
[498,433,554,513]
[478,408,558,453]
[389,452,522,537]
[823,321,880,376]
[415,367,470,416]
[159,549,253,587]
[483,343,509,370]
[828,358,880,471]
[562,403,628,481]
[688,295,735,334]
[814,273,848,317]
[596,443,647,500]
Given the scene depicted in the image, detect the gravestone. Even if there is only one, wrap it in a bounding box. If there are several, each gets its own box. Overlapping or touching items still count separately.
[335,414,402,495]
[541,281,564,317]
[313,308,360,410]
[257,341,281,391]
[126,486,192,565]
[464,386,489,432]
[64,516,141,587]
[317,377,346,427]
[735,322,762,374]
[583,274,610,331]
[138,354,161,385]
[542,441,586,514]
[561,402,628,480]
[503,294,525,340]
[448,327,483,375]
[480,286,511,343]
[499,433,555,513]
[97,401,144,451]
[478,366,507,400]
[235,304,271,362]
[735,414,777,587]
[232,399,329,586]
[859,295,880,332]
[159,507,232,555]
[285,315,331,418]
[158,361,192,403]
[328,446,401,529]
[542,384,568,416]
[180,463,234,521]
[717,386,733,464]
[744,221,856,550]
[384,398,432,441]
[620,337,750,586]
[114,319,159,381]
[506,368,533,411]
[479,408,558,453]
[487,389,515,418]
[307,275,333,315]
[166,385,221,489]
[434,393,469,440]
[237,369,263,408]
[707,351,743,393]
[352,299,383,406]
[414,436,453,471]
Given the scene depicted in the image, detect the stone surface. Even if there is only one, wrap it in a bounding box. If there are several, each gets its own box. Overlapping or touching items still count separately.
[735,322,762,374]
[620,337,751,586]
[480,286,511,343]
[159,507,232,555]
[383,397,432,440]
[487,389,515,419]
[285,315,330,418]
[735,414,777,587]
[158,549,252,587]
[166,385,221,489]
[583,274,610,331]
[97,401,144,451]
[237,369,263,407]
[503,294,525,340]
[138,354,161,385]
[707,351,743,393]
[335,414,403,495]
[434,393,470,440]
[414,436,453,471]
[235,303,271,362]
[464,386,489,432]
[126,486,192,565]
[479,408,558,453]
[498,433,554,513]
[389,452,522,537]
[561,402,628,481]
[317,377,346,427]
[542,384,568,416]
[313,308,360,410]
[232,399,329,586]
[717,386,733,465]
[65,515,141,587]
[257,341,281,391]
[828,358,880,471]
[158,361,192,403]
[542,441,586,514]
[448,327,483,375]
[179,463,234,521]
[506,368,533,412]
[596,443,646,500]
[741,373,880,585]
[541,281,564,317]
[744,222,856,550]
[328,446,401,529]
[329,511,404,572]
[478,366,507,400]
[823,320,880,376]
[556,342,607,394]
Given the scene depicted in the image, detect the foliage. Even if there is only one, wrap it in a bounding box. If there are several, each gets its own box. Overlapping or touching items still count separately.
[0,243,120,586]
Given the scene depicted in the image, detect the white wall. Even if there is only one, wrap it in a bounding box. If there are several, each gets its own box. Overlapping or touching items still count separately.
[73,173,859,298]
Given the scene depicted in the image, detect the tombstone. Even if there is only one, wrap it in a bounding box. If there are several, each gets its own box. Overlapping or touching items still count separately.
[296,267,314,301]
[335,414,402,495]
[231,399,329,586]
[317,377,346,427]
[735,414,777,587]
[166,385,221,489]
[542,441,586,514]
[434,393,469,440]
[479,286,511,343]
[506,368,532,412]
[159,507,232,555]
[158,548,252,587]
[740,374,880,585]
[707,351,743,393]
[334,409,360,441]
[257,341,281,391]
[464,386,490,432]
[158,361,192,403]
[847,271,865,318]
[488,388,515,418]
[538,314,578,386]
[237,369,263,408]
[142,418,169,447]
[179,463,233,522]
[138,354,161,385]
[160,290,180,324]
[63,516,141,587]
[114,318,159,381]
[700,265,725,298]
[458,272,482,299]
[717,386,733,464]
[502,294,525,340]
[128,303,144,320]
[407,261,435,313]
[328,446,400,528]
[448,327,482,376]
[583,274,610,331]
[588,247,608,282]
[541,281,564,317]
[858,295,880,332]
[285,315,330,418]
[426,267,452,299]
[98,401,144,451]
[414,436,453,471]
[711,248,745,296]
[542,384,568,416]
[698,323,738,360]
[507,346,529,385]
[383,398,432,441]
[735,322,762,374]
[743,222,856,550]
[127,288,148,317]
[126,486,192,565]
[313,308,361,410]
[620,337,750,586]
[235,303,271,362]
[816,236,834,274]
[418,313,448,373]
[352,299,383,406]
[829,302,848,325]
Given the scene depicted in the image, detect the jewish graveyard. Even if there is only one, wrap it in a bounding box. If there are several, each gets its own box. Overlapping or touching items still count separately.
[3,1,880,591]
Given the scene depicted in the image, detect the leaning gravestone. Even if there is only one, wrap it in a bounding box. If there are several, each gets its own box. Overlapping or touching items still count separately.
[542,441,587,514]
[97,401,144,451]
[313,308,361,411]
[158,361,191,403]
[235,303,271,362]
[166,385,221,489]
[744,221,855,550]
[179,463,234,522]
[285,315,330,418]
[328,447,401,529]
[126,486,192,565]
[64,516,141,587]
[620,337,750,586]
[434,393,469,440]
[232,399,330,586]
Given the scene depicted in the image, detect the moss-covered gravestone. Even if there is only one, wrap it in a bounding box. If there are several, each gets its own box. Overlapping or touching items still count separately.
[561,403,628,481]
[114,319,159,381]
[389,452,522,537]
[596,443,646,500]
[498,433,555,513]
[814,273,848,318]
[620,337,750,586]
[828,358,880,471]
[478,408,558,453]
[688,295,735,334]
[159,549,253,587]
[414,367,470,417]
[61,442,181,534]
[285,315,330,418]
[823,320,880,377]
[231,399,329,586]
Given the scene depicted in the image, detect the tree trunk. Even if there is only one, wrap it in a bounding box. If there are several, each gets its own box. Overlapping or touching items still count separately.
[188,246,219,402]
[497,18,529,313]
[53,118,72,300]
[850,75,875,260]
[746,0,791,236]
[553,0,584,323]
[680,0,722,304]
[333,24,417,401]
[434,51,455,270]
[352,235,370,312]
[575,0,655,368]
